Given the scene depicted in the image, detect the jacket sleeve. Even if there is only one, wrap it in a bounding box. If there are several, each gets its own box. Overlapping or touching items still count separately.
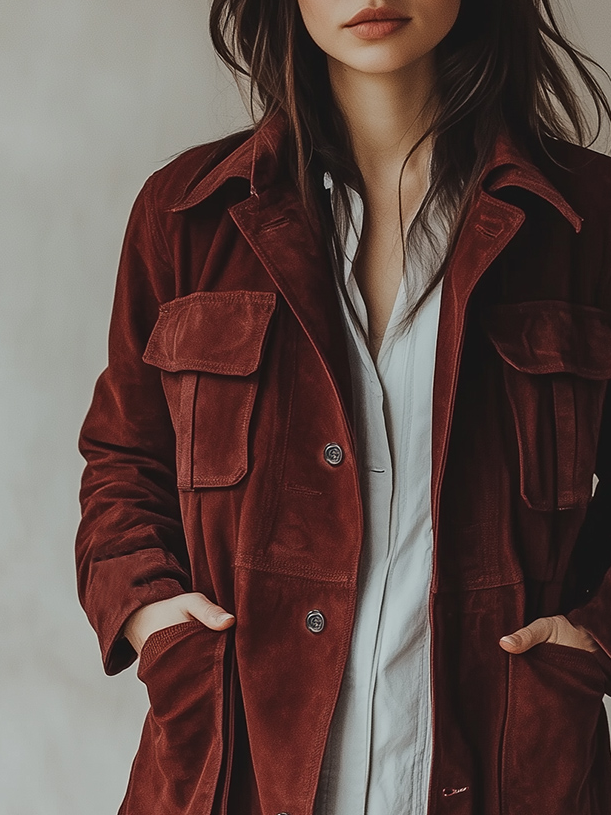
[76,176,191,676]
[566,379,611,661]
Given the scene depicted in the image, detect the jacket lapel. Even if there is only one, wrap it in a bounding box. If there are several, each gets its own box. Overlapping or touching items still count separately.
[429,133,583,549]
[430,190,526,550]
[228,184,356,441]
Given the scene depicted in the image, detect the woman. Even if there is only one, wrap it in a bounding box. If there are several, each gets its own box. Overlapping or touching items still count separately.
[76,1,611,814]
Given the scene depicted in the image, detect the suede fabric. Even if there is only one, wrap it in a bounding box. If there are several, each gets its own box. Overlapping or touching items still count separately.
[76,107,611,815]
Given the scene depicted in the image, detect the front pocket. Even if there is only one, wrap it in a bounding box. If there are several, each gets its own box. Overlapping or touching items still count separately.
[143,290,276,489]
[138,619,204,670]
[501,642,607,815]
[120,622,232,815]
[482,301,611,510]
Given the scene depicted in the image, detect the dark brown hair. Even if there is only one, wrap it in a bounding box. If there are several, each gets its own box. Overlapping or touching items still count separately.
[209,0,611,329]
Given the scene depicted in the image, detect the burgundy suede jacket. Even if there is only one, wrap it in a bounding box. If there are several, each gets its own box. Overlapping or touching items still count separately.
[76,107,611,815]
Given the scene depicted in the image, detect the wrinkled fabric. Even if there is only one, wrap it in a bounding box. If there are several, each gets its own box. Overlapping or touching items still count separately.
[76,107,611,815]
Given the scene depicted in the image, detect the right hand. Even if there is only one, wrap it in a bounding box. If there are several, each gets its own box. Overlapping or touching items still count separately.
[123,592,235,656]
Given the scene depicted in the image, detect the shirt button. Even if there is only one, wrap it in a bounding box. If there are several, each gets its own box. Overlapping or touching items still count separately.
[305,609,326,633]
[323,442,343,466]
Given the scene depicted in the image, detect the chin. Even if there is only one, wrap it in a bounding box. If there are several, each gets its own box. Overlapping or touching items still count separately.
[338,50,427,76]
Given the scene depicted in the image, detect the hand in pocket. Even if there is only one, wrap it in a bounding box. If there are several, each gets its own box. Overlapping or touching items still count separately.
[499,614,602,655]
[122,592,235,655]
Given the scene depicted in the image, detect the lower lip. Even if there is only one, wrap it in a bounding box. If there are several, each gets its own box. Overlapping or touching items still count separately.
[347,19,410,39]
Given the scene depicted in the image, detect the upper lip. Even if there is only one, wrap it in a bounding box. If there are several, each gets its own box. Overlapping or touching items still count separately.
[344,6,409,26]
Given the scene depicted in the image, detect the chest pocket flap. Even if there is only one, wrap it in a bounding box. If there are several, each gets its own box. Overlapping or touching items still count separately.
[143,290,277,489]
[482,300,611,510]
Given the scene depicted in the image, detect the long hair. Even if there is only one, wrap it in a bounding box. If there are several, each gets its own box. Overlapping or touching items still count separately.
[209,0,611,330]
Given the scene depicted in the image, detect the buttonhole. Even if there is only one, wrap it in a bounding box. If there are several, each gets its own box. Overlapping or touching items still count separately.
[284,482,323,497]
[370,468,386,473]
[261,216,290,232]
[475,222,502,239]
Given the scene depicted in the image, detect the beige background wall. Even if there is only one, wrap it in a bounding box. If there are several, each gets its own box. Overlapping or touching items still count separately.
[1,2,609,812]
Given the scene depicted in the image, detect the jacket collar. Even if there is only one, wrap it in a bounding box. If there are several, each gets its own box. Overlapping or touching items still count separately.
[170,108,288,212]
[482,128,583,232]
[170,106,583,233]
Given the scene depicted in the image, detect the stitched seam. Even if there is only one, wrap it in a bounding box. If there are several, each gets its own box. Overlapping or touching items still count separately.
[137,619,203,672]
[191,467,247,487]
[453,576,524,590]
[235,557,353,584]
[502,365,547,510]
[176,372,197,489]
[491,348,610,379]
[159,291,276,311]
[144,354,260,375]
[284,482,323,497]
[435,578,524,594]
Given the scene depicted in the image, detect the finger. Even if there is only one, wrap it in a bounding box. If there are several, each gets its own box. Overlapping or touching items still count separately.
[180,592,235,630]
[499,617,554,653]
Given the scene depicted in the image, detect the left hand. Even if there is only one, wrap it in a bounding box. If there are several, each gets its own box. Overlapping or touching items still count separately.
[499,614,601,654]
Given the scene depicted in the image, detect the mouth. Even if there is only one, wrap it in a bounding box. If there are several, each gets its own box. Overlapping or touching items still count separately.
[344,5,410,27]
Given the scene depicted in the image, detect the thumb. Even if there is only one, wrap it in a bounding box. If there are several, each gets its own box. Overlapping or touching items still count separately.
[499,617,554,653]
[180,592,235,631]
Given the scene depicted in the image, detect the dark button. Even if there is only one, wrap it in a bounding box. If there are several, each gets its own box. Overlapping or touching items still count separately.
[305,609,326,633]
[323,443,343,466]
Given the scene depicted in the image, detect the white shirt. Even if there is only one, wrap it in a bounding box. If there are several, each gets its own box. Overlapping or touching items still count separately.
[313,171,448,815]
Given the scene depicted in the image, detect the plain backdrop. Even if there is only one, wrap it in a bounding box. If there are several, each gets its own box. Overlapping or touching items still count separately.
[1,2,610,813]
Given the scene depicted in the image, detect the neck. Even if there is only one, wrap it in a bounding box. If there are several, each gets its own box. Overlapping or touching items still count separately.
[327,52,437,193]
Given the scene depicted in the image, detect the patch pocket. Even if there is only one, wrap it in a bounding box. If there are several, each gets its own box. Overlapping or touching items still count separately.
[501,642,607,815]
[482,301,611,510]
[127,621,233,815]
[143,290,276,489]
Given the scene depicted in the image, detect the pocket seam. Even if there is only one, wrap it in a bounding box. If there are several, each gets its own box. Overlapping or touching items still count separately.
[520,642,607,688]
[481,300,611,379]
[143,290,277,375]
[498,354,600,511]
[137,619,204,674]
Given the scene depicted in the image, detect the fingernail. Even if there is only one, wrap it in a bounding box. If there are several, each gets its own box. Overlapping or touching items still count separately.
[218,613,235,623]
[501,635,518,646]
